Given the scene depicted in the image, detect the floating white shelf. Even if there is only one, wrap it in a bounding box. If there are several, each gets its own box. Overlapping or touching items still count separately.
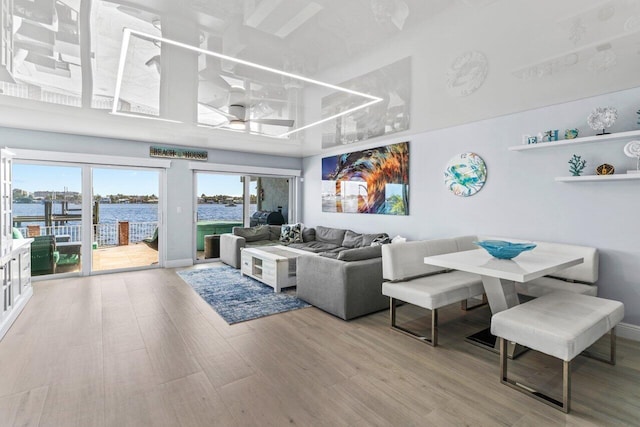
[509,129,640,151]
[555,174,640,182]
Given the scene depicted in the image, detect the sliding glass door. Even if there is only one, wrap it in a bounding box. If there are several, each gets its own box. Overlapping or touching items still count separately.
[12,160,163,277]
[194,172,293,263]
[194,173,248,261]
[91,167,160,272]
[12,163,84,277]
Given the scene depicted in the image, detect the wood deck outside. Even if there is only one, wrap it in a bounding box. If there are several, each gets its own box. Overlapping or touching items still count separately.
[53,243,159,274]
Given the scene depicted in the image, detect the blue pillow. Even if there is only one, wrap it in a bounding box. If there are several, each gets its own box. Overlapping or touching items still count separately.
[12,227,24,239]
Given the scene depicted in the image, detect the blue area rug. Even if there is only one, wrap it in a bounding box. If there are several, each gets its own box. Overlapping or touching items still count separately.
[177,265,310,324]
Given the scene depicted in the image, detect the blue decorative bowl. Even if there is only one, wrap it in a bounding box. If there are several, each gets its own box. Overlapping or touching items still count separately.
[474,240,536,260]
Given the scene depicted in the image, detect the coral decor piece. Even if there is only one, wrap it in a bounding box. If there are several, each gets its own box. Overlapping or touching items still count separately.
[568,154,587,176]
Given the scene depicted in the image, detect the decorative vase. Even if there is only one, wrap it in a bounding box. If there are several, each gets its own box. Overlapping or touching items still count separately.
[564,128,579,139]
[596,163,615,175]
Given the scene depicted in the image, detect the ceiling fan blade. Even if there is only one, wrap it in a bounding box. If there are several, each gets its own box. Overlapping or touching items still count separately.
[198,102,237,120]
[251,118,295,127]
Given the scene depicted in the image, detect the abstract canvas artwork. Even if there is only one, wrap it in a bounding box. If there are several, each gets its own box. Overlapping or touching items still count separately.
[321,57,411,148]
[322,142,409,215]
[444,152,487,197]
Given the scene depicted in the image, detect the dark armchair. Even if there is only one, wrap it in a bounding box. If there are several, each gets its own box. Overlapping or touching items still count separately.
[31,235,59,275]
[143,228,158,250]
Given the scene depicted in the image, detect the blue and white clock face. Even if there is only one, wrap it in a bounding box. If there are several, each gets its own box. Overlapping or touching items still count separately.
[444,152,487,197]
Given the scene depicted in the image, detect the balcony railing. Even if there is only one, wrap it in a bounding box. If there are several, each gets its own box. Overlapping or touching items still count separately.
[17,221,158,247]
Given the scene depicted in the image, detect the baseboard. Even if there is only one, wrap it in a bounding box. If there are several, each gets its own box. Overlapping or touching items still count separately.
[617,322,640,342]
[164,258,193,268]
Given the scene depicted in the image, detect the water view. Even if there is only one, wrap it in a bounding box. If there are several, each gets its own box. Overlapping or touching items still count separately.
[13,202,257,224]
[13,202,257,246]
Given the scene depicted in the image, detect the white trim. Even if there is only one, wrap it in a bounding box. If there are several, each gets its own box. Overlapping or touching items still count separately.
[617,322,640,342]
[188,161,300,177]
[82,165,92,275]
[11,149,172,169]
[165,258,193,268]
[159,169,167,268]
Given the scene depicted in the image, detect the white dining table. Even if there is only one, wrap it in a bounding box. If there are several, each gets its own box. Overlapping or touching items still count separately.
[423,248,584,356]
[424,248,584,313]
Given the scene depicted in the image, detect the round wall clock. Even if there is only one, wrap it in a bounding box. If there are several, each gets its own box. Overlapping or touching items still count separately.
[444,152,487,197]
[446,51,489,97]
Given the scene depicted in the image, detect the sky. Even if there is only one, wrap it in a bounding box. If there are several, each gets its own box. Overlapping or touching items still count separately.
[12,164,252,197]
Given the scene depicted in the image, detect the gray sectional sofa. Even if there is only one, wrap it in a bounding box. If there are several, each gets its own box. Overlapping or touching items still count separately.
[220,225,390,320]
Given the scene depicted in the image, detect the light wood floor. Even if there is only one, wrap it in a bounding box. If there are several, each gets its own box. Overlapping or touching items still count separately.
[1,265,638,426]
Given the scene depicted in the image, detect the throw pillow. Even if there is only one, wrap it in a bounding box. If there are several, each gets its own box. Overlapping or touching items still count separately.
[370,235,392,246]
[12,227,24,239]
[280,223,303,244]
[342,230,363,248]
[362,233,389,247]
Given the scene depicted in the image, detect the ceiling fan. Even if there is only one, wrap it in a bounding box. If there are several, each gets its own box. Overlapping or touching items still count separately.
[200,86,295,130]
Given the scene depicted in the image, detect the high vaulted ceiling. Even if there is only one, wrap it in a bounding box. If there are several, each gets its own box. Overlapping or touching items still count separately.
[1,0,639,157]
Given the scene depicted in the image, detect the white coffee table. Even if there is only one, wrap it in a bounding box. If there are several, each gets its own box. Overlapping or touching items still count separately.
[241,245,314,292]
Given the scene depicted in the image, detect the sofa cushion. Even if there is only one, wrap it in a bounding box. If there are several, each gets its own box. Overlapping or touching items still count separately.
[362,233,389,247]
[319,251,339,259]
[337,245,382,262]
[302,227,316,243]
[280,223,303,244]
[316,226,347,246]
[268,225,282,241]
[342,230,362,248]
[233,225,270,242]
[382,271,484,310]
[289,241,340,253]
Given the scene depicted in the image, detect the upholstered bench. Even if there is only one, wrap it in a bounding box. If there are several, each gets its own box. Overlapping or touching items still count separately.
[491,291,624,413]
[382,236,485,346]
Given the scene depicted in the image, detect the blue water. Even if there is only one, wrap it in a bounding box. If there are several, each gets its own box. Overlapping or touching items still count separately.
[13,202,257,225]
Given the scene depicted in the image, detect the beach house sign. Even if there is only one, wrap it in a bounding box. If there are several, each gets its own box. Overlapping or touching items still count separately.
[150,146,208,161]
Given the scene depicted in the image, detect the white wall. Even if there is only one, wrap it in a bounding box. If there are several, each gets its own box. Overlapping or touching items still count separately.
[301,86,640,327]
[0,127,302,264]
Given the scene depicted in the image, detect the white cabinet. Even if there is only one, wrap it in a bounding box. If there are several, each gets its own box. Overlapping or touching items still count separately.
[0,147,32,341]
[0,240,32,340]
